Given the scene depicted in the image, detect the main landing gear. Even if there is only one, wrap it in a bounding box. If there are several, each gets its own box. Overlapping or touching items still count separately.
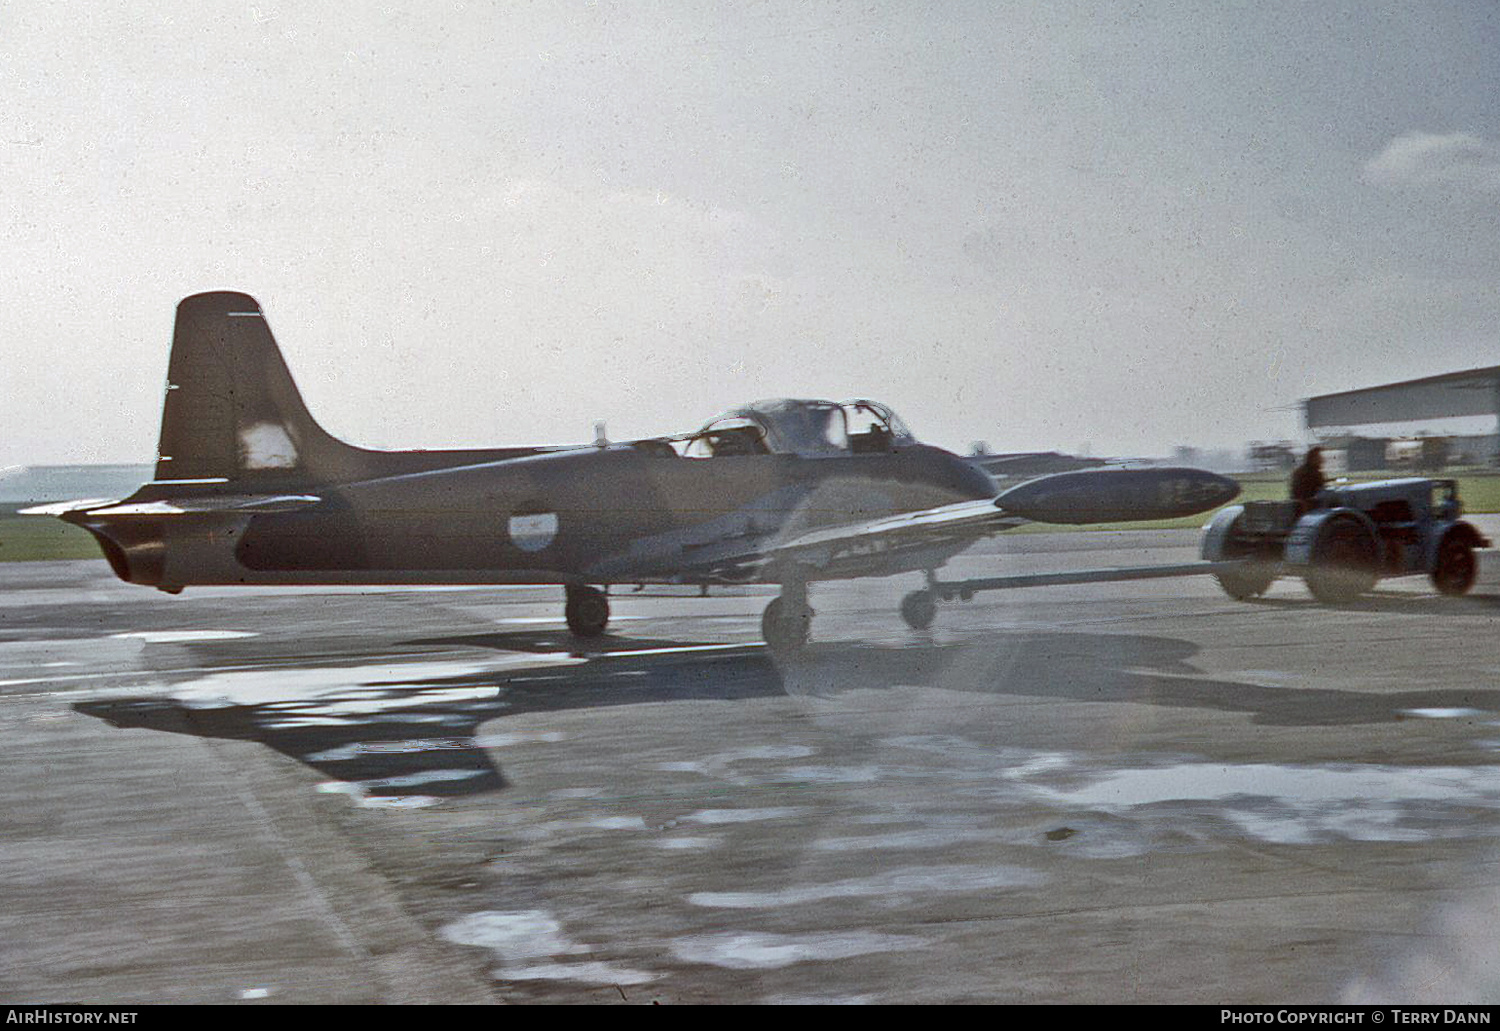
[898,569,948,631]
[759,574,945,652]
[760,574,948,652]
[762,583,813,653]
[565,584,610,637]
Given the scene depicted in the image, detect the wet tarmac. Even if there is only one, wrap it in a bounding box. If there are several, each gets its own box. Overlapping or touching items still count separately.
[4,525,1500,1003]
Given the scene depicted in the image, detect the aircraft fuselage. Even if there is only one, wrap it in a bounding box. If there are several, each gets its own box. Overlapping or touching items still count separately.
[101,441,995,589]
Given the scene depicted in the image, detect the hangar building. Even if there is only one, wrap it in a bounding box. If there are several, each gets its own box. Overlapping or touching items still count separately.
[1305,367,1500,469]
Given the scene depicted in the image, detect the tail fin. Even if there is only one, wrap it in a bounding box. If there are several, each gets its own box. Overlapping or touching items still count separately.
[155,292,366,485]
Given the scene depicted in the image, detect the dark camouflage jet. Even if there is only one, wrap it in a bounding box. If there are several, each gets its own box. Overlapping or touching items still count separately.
[28,292,1238,649]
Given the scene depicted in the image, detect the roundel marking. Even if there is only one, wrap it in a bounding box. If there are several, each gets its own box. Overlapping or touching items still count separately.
[508,511,559,552]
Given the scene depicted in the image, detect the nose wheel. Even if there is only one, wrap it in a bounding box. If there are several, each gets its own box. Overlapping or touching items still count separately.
[565,584,610,637]
[899,589,937,630]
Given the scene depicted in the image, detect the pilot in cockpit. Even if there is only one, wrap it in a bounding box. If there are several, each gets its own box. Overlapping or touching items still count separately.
[845,402,897,454]
[850,422,893,454]
[708,426,767,457]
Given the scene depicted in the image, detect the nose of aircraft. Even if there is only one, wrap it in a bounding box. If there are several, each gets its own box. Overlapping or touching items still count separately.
[1200,471,1242,510]
[993,467,1241,525]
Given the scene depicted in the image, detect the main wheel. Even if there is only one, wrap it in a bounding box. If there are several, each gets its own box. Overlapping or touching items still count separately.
[900,590,937,630]
[1432,536,1477,596]
[1304,519,1378,604]
[762,595,812,652]
[565,585,610,636]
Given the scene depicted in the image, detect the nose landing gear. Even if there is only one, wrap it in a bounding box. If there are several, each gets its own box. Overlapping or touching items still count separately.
[899,588,937,630]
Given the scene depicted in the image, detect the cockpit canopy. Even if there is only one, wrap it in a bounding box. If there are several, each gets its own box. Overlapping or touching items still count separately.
[683,399,917,458]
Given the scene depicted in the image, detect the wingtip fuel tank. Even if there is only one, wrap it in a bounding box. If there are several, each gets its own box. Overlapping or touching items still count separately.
[993,467,1240,525]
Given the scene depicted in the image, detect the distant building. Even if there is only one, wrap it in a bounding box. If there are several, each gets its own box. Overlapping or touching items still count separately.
[1249,442,1298,472]
[0,465,150,508]
[1449,433,1498,467]
[1344,437,1390,473]
[1306,366,1500,467]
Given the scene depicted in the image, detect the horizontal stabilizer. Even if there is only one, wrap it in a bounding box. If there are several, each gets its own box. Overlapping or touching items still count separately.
[18,498,121,517]
[21,494,321,518]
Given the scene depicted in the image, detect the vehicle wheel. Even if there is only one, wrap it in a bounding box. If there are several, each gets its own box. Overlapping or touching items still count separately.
[900,589,937,630]
[565,585,610,636]
[1304,519,1378,604]
[1432,536,1478,596]
[1215,563,1276,600]
[762,596,811,652]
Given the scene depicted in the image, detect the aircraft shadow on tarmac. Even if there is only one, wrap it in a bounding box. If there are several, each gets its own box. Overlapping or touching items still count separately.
[73,627,1500,801]
[405,628,734,655]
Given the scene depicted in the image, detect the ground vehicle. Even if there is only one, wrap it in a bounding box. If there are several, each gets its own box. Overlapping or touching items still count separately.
[1201,478,1489,603]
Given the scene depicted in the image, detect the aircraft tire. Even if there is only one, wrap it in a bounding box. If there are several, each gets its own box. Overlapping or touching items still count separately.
[762,596,811,652]
[565,585,610,636]
[900,590,937,630]
[1432,536,1478,596]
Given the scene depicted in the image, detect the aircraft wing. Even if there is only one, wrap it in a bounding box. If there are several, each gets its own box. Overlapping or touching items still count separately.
[760,498,1028,580]
[744,466,1240,583]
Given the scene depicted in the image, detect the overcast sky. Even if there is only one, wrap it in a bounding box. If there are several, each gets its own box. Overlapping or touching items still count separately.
[3,1,1498,466]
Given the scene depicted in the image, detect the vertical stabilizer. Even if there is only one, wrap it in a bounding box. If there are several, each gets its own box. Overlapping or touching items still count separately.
[155,292,365,485]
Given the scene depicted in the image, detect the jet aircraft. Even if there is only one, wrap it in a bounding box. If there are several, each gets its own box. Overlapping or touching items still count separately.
[28,292,1239,650]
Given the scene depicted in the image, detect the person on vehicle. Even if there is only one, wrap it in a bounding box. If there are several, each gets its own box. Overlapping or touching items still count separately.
[1290,446,1326,511]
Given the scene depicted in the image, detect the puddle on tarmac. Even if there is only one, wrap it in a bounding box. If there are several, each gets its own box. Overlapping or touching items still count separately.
[685,807,810,825]
[167,657,581,712]
[316,768,492,809]
[687,863,1045,909]
[495,960,657,985]
[652,836,721,850]
[1401,708,1487,719]
[442,909,658,986]
[883,735,1500,846]
[305,730,564,763]
[670,931,923,971]
[160,658,584,733]
[812,826,1005,853]
[315,783,442,809]
[1022,758,1500,844]
[1037,761,1500,803]
[111,630,259,643]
